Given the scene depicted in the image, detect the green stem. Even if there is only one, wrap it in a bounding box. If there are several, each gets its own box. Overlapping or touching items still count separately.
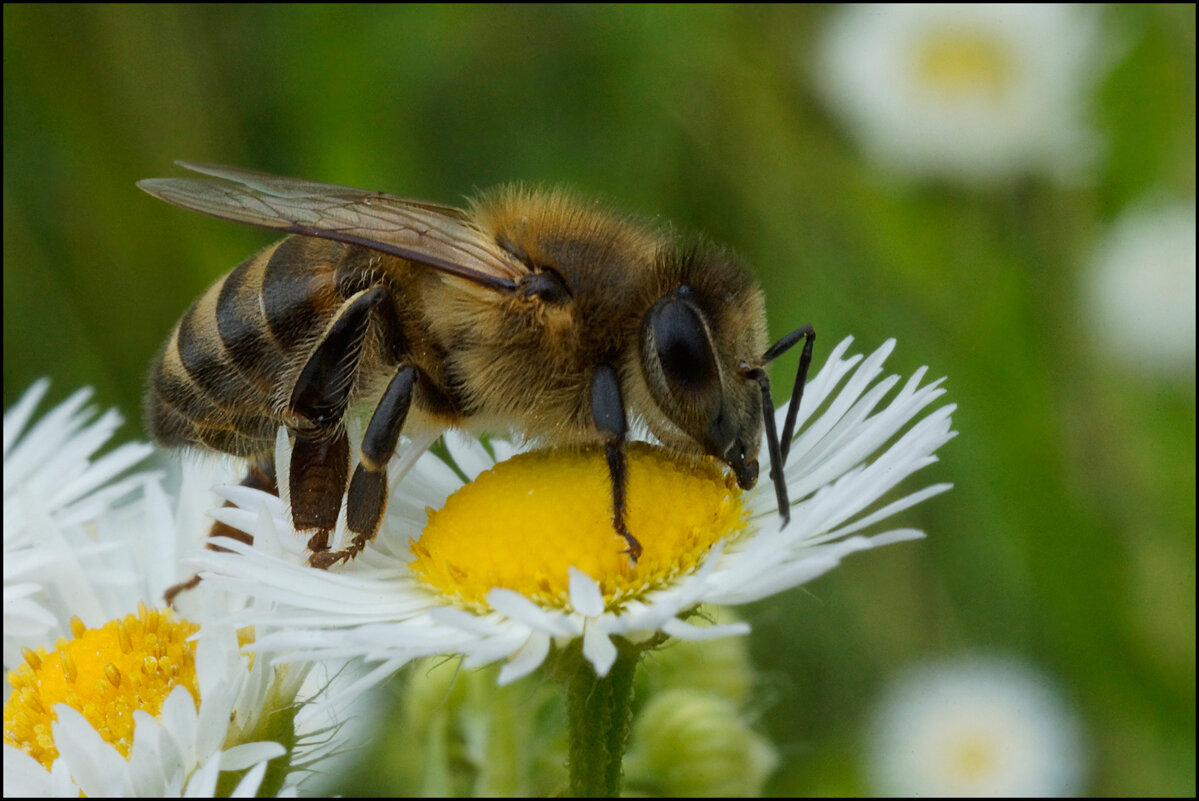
[563,640,638,798]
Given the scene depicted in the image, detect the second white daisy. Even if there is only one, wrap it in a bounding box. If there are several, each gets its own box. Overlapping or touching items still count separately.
[815,4,1109,185]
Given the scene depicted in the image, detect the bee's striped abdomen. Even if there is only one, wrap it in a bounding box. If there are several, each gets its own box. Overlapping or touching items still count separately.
[146,237,357,457]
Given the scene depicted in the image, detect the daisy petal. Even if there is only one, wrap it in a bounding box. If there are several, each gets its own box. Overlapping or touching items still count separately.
[498,632,552,685]
[661,617,751,640]
[582,624,618,676]
[569,567,606,617]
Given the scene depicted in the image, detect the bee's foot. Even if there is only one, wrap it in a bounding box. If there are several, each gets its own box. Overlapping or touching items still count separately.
[308,550,341,570]
[621,532,643,563]
[163,574,202,606]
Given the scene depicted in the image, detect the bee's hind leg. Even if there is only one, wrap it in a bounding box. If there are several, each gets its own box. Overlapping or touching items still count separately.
[289,431,350,561]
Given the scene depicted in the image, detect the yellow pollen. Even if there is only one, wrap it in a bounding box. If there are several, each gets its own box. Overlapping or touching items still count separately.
[410,443,746,611]
[914,28,1015,102]
[3,604,201,770]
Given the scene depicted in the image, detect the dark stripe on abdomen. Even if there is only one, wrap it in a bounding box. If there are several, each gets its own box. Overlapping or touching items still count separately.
[261,237,340,350]
[217,246,287,393]
[175,287,261,410]
[152,362,224,424]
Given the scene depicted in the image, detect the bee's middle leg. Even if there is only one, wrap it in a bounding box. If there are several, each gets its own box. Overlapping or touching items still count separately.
[288,287,392,566]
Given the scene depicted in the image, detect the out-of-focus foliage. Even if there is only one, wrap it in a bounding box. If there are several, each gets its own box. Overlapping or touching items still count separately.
[4,5,1193,795]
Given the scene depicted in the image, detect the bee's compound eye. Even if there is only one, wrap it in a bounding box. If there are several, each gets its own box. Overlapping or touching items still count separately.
[649,296,719,400]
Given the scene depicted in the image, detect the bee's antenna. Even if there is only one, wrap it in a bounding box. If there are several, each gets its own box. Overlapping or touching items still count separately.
[748,324,816,528]
[761,325,815,464]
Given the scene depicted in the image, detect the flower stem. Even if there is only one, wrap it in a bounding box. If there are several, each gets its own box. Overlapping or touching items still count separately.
[563,640,638,797]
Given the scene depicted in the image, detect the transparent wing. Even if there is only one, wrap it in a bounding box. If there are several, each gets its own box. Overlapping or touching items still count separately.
[138,162,524,291]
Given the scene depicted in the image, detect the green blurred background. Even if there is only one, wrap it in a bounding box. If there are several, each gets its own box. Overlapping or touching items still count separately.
[4,4,1193,795]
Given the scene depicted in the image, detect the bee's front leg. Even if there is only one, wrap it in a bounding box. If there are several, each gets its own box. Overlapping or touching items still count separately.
[746,324,815,528]
[288,287,391,566]
[590,364,642,561]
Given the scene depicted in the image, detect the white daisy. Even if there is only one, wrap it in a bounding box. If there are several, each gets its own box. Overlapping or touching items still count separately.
[4,619,291,797]
[815,4,1108,185]
[2,384,314,796]
[4,380,157,664]
[2,538,299,799]
[866,655,1086,797]
[190,336,955,705]
[1084,198,1196,376]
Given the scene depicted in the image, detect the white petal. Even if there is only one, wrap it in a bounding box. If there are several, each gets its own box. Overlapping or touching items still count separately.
[51,704,128,797]
[443,430,496,479]
[825,484,952,541]
[295,657,412,727]
[427,604,506,635]
[3,386,92,493]
[776,336,860,437]
[582,624,617,676]
[52,441,153,514]
[2,377,49,454]
[2,743,76,796]
[228,759,270,797]
[220,741,287,772]
[181,752,221,797]
[568,567,605,617]
[126,713,166,797]
[158,689,200,769]
[498,632,552,685]
[487,587,577,637]
[661,618,751,640]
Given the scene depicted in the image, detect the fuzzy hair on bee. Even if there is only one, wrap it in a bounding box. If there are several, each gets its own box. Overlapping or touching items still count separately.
[141,163,815,574]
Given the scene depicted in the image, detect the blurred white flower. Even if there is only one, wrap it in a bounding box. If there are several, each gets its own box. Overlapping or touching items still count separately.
[815,4,1108,185]
[867,655,1086,797]
[191,337,955,710]
[1084,199,1196,375]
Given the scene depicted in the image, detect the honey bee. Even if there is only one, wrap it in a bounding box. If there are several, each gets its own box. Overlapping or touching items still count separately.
[140,163,815,570]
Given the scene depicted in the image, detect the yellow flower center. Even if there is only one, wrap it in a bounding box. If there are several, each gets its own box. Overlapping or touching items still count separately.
[410,443,745,611]
[914,28,1015,102]
[950,731,998,780]
[3,604,201,769]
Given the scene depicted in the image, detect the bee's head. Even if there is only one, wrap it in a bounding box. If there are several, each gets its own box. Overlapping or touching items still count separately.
[637,247,769,490]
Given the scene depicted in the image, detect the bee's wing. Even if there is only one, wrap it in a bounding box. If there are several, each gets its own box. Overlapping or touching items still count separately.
[138,162,525,292]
